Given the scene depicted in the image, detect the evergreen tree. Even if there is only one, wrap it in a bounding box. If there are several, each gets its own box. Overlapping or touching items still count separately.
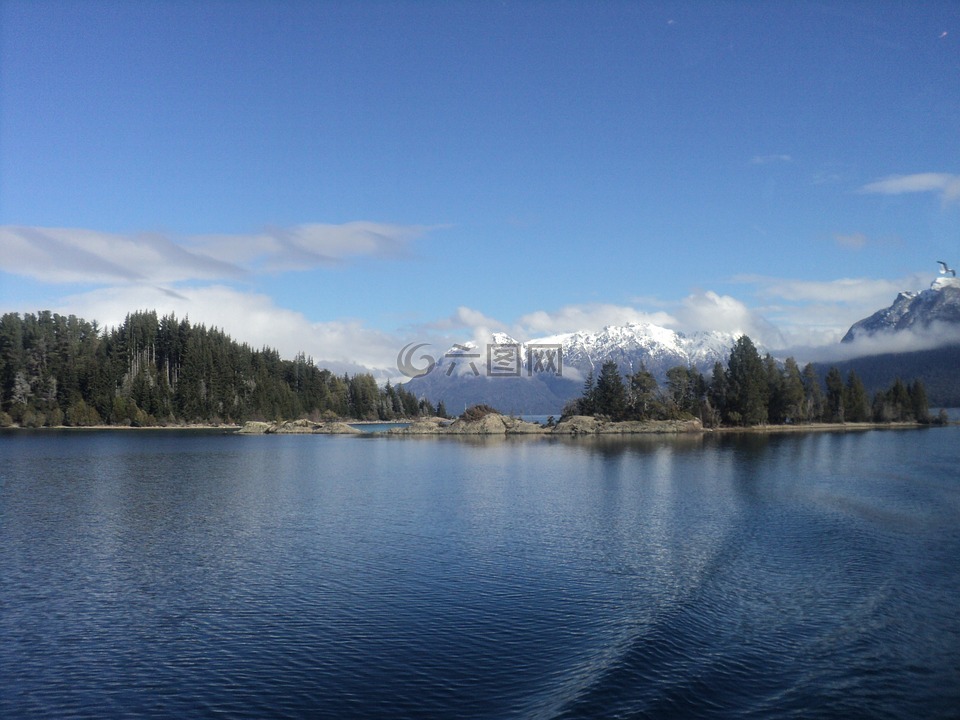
[781,357,806,423]
[594,360,627,420]
[824,366,845,423]
[706,361,728,427]
[844,370,871,422]
[909,379,931,423]
[801,363,824,422]
[578,369,596,416]
[627,364,658,420]
[724,336,768,426]
[764,354,785,424]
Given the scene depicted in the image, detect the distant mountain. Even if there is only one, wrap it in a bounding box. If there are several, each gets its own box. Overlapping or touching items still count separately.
[402,323,740,414]
[814,345,960,408]
[830,275,960,407]
[842,276,960,343]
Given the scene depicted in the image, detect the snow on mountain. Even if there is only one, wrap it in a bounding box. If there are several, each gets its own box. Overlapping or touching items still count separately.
[402,321,742,414]
[842,276,960,343]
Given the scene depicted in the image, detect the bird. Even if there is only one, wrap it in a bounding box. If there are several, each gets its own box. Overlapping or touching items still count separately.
[937,260,955,277]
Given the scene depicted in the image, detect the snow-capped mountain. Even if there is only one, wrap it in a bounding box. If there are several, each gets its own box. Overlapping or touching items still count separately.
[842,276,960,343]
[535,323,738,379]
[402,322,741,414]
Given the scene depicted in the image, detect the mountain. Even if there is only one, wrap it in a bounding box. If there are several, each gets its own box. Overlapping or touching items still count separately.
[842,276,960,343]
[823,275,960,407]
[402,323,740,414]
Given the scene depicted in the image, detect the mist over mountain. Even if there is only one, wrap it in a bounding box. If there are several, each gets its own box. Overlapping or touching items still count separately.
[806,275,960,407]
[842,276,960,346]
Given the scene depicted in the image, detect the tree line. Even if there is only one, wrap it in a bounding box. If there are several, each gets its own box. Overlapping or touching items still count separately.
[0,310,444,427]
[568,335,938,426]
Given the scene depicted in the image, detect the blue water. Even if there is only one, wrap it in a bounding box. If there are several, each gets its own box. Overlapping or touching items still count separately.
[2,428,959,718]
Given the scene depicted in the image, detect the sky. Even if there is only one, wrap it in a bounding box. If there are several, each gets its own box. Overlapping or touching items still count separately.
[1,0,959,374]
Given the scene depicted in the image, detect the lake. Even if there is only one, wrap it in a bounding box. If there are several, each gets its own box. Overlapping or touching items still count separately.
[2,428,959,718]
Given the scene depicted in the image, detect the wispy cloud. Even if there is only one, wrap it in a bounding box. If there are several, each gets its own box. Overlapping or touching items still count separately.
[834,232,868,249]
[737,273,926,305]
[750,154,792,165]
[860,173,960,204]
[515,303,675,338]
[0,222,436,285]
[192,222,434,272]
[730,273,930,350]
[0,226,245,284]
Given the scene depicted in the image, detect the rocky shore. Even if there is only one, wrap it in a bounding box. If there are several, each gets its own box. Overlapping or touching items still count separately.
[237,419,362,434]
[387,414,703,436]
[235,414,935,437]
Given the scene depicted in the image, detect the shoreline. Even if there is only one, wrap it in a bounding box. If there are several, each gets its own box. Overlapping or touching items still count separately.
[2,418,949,435]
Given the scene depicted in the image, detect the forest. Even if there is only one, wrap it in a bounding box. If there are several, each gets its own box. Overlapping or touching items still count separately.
[0,310,443,427]
[569,335,940,427]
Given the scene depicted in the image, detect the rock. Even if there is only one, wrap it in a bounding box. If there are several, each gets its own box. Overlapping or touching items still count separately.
[445,413,508,434]
[237,421,273,434]
[312,422,362,434]
[388,420,446,435]
[551,415,599,434]
[236,419,360,434]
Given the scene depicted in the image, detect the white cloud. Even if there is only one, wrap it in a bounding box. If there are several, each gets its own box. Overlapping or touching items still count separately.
[0,222,435,285]
[516,303,675,337]
[672,291,785,347]
[192,222,433,272]
[737,274,924,305]
[834,232,868,249]
[0,226,244,284]
[730,273,930,350]
[813,321,960,362]
[55,284,403,371]
[860,173,960,204]
[750,154,793,165]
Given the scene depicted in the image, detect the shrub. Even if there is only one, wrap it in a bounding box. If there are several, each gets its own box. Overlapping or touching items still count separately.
[460,404,499,422]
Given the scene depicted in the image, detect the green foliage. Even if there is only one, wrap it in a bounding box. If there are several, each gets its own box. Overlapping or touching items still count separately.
[595,360,628,420]
[0,310,433,426]
[564,334,935,428]
[724,336,768,426]
[825,367,845,423]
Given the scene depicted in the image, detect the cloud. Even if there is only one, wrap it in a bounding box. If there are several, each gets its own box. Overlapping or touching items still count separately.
[834,232,868,249]
[516,303,675,338]
[860,173,960,204]
[672,291,785,348]
[750,154,793,165]
[0,226,245,284]
[737,274,923,305]
[0,222,435,285]
[730,273,930,349]
[812,321,960,363]
[55,284,403,371]
[192,222,433,272]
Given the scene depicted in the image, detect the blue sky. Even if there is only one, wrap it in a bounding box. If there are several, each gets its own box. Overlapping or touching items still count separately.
[1,1,958,371]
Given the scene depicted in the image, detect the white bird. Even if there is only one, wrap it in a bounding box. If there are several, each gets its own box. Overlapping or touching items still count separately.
[937,260,955,277]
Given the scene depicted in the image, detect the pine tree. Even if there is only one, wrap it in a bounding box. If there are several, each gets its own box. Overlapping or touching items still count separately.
[594,360,627,420]
[802,363,824,422]
[909,379,931,423]
[628,364,658,420]
[725,336,767,426]
[781,357,805,424]
[844,370,871,422]
[825,367,845,423]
